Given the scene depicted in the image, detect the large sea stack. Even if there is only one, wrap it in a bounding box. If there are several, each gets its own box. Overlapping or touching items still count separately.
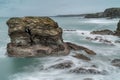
[7,17,96,57]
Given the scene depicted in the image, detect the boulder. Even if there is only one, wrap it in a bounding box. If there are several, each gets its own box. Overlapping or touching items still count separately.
[111,59,120,67]
[7,17,96,57]
[90,29,114,35]
[72,53,91,61]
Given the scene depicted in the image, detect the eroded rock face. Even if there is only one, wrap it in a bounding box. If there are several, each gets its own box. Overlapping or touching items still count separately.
[7,17,96,57]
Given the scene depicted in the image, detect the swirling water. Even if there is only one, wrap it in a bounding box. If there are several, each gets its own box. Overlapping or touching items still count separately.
[0,17,120,80]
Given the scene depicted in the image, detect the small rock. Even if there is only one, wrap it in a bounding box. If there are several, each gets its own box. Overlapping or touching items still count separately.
[84,78,93,80]
[115,40,120,43]
[91,29,114,35]
[69,67,107,75]
[49,60,73,69]
[72,53,91,61]
[111,59,120,67]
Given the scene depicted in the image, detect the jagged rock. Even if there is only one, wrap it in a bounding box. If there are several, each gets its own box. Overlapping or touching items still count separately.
[72,53,91,61]
[49,60,73,69]
[7,17,96,57]
[114,20,120,36]
[111,59,120,67]
[66,42,96,55]
[90,29,114,35]
[69,67,107,75]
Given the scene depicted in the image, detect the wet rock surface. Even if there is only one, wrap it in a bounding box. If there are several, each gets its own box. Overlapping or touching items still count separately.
[90,20,120,37]
[49,60,73,69]
[86,36,114,45]
[66,42,96,55]
[69,67,107,75]
[111,59,120,67]
[7,17,96,57]
[72,53,91,61]
[90,29,114,35]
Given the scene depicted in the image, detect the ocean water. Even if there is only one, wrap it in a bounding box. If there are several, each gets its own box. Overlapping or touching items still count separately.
[0,17,120,80]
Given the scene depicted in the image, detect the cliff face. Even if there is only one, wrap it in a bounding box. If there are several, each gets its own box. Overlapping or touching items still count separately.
[103,8,120,18]
[7,17,96,57]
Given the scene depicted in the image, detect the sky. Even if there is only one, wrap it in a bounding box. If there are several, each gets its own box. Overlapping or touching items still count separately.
[0,0,120,17]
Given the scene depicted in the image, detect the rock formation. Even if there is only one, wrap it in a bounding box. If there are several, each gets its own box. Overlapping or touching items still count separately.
[90,29,114,35]
[84,12,103,18]
[72,53,91,61]
[90,20,120,37]
[114,20,120,36]
[84,8,120,18]
[111,59,120,67]
[103,8,120,18]
[7,17,96,57]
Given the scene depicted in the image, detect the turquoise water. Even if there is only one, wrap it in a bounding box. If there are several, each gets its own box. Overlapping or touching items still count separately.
[0,17,120,80]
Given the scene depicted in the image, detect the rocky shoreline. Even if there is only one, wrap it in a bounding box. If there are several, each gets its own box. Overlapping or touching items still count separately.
[7,17,96,57]
[90,20,120,36]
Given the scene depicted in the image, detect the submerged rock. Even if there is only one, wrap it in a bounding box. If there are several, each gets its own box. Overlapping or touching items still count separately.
[90,29,114,35]
[83,78,93,80]
[111,59,120,67]
[49,60,73,69]
[72,53,91,61]
[86,36,114,45]
[7,17,96,57]
[69,67,107,75]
